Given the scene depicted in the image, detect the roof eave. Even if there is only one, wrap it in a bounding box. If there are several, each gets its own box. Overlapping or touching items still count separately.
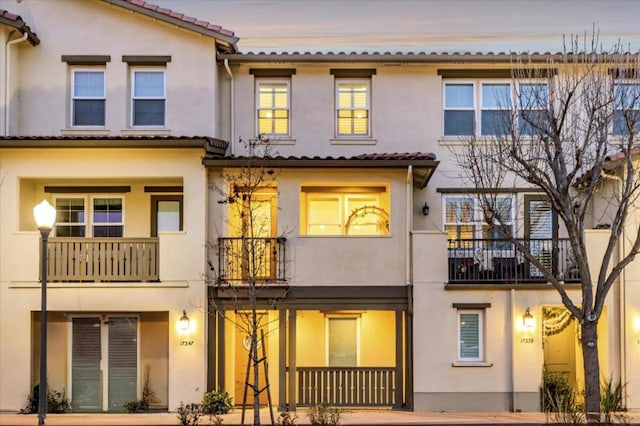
[0,136,226,151]
[102,0,239,53]
[0,16,39,46]
[218,52,567,64]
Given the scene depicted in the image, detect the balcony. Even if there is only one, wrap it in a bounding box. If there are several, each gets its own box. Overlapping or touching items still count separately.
[216,237,287,284]
[45,238,159,282]
[447,238,580,284]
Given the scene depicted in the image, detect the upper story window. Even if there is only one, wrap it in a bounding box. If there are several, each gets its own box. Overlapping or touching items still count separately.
[301,185,389,236]
[444,80,548,137]
[256,80,290,136]
[72,70,105,126]
[444,194,514,248]
[336,79,370,137]
[613,81,640,135]
[55,196,123,238]
[131,70,166,127]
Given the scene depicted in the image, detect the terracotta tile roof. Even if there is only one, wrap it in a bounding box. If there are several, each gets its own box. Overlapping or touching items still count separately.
[0,135,228,154]
[0,9,39,46]
[203,152,439,187]
[204,151,436,162]
[219,51,638,63]
[102,0,238,52]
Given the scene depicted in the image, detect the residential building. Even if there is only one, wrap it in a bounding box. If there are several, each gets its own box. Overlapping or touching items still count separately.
[0,0,637,416]
[0,0,236,413]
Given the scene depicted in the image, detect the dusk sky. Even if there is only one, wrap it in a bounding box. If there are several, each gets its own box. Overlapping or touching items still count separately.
[153,0,640,53]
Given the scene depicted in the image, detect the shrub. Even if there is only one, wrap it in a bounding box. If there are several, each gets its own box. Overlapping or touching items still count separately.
[201,389,232,415]
[124,366,156,412]
[19,385,70,414]
[176,402,201,426]
[601,375,628,425]
[277,410,298,425]
[308,404,341,426]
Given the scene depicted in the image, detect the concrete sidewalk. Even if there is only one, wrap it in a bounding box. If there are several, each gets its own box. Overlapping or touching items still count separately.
[0,410,638,426]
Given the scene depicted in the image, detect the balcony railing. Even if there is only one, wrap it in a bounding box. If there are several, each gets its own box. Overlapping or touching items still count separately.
[46,237,159,282]
[448,238,580,284]
[297,367,396,407]
[217,237,287,284]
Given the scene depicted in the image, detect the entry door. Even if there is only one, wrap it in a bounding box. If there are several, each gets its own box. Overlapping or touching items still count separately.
[229,191,278,281]
[525,195,557,277]
[71,316,138,412]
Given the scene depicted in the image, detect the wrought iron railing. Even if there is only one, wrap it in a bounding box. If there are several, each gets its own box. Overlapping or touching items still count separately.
[447,238,580,284]
[297,367,396,407]
[46,238,159,282]
[217,237,287,284]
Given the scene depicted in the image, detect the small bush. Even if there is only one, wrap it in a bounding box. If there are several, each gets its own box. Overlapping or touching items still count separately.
[19,385,70,414]
[278,410,298,425]
[601,376,628,425]
[308,404,341,426]
[201,389,232,415]
[124,366,156,412]
[176,402,201,426]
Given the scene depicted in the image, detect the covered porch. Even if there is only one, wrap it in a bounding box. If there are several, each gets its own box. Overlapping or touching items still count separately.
[208,286,412,410]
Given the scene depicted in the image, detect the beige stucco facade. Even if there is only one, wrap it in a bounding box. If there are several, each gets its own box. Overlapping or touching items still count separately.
[0,0,638,416]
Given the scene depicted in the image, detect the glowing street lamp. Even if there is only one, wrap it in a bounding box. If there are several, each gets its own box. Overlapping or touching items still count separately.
[33,199,56,426]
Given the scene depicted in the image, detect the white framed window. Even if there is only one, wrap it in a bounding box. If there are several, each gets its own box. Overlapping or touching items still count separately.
[444,80,548,136]
[613,81,640,135]
[55,197,86,237]
[518,83,548,136]
[131,69,165,126]
[444,194,514,248]
[55,196,123,237]
[301,185,389,236]
[326,316,360,367]
[457,309,484,362]
[256,79,290,136]
[72,70,105,126]
[336,79,370,137]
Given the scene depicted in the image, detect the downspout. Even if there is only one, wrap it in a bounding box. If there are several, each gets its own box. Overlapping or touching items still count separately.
[405,165,414,409]
[4,31,28,136]
[406,165,413,288]
[223,58,235,155]
[510,288,517,412]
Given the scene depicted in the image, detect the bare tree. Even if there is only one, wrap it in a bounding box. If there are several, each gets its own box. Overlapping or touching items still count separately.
[208,136,289,426]
[454,34,640,420]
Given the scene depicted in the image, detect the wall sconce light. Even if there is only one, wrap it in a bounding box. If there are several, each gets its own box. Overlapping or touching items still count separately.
[422,202,430,216]
[179,310,190,332]
[523,307,535,328]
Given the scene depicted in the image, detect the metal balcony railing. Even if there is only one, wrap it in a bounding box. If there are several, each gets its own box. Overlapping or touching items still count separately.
[447,238,580,284]
[46,238,159,282]
[217,237,287,284]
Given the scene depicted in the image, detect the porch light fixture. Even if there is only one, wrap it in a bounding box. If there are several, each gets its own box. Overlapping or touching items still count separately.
[422,202,430,216]
[33,199,56,426]
[523,307,535,329]
[179,310,190,332]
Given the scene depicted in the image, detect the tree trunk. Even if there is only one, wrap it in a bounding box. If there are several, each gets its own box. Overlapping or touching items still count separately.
[252,315,261,425]
[581,319,601,423]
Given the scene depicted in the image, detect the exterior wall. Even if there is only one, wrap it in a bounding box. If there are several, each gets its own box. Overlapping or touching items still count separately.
[0,148,208,411]
[411,231,618,412]
[1,0,220,137]
[209,168,409,287]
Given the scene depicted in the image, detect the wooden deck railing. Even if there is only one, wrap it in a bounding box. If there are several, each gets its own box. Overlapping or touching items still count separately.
[448,238,579,284]
[297,367,396,407]
[46,238,159,282]
[217,237,287,284]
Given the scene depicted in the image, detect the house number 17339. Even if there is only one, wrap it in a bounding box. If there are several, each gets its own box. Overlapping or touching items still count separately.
[520,337,534,344]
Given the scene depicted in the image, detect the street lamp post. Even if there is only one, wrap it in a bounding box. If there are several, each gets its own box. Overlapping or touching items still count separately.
[33,200,56,426]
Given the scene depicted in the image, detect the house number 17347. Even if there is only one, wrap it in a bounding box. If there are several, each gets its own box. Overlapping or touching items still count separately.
[180,340,194,346]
